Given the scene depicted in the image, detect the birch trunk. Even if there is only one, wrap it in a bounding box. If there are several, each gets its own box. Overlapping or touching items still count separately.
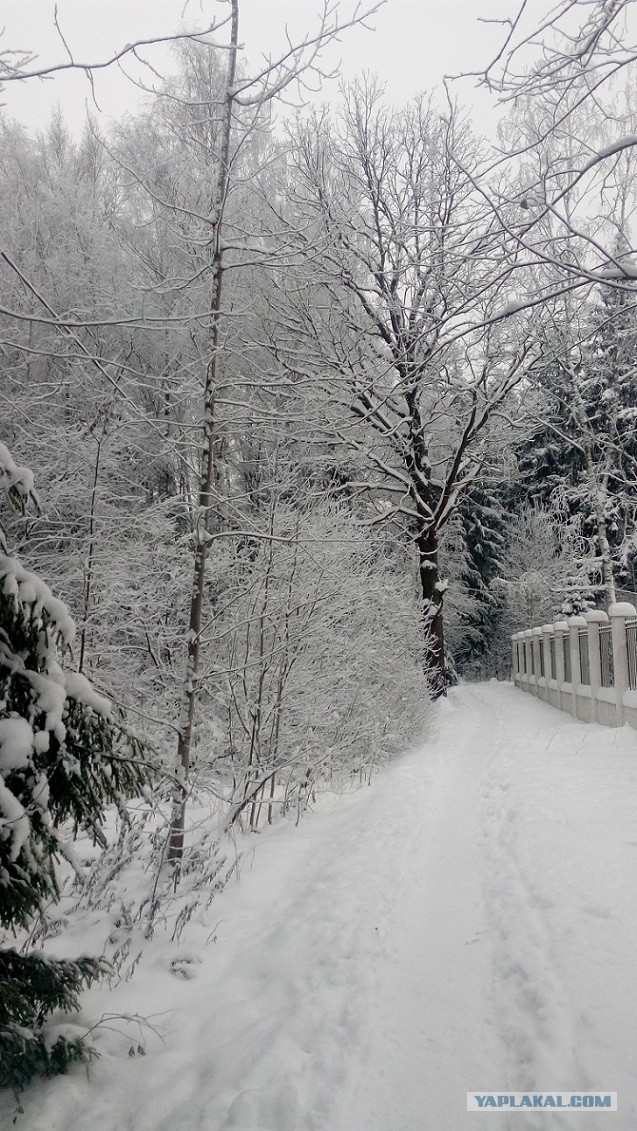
[167,0,239,872]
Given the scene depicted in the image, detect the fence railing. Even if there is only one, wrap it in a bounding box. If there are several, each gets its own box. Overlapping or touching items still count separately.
[512,603,637,729]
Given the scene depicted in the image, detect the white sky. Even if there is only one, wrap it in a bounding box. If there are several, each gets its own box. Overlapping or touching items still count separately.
[0,0,508,136]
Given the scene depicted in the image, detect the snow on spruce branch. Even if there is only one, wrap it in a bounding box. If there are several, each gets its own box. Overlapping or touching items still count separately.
[1,440,148,929]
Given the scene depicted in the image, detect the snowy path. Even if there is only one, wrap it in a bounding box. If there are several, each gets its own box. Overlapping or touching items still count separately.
[4,682,637,1130]
[331,683,637,1130]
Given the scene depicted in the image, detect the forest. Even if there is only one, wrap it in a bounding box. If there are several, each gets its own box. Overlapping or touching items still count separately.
[2,0,637,1106]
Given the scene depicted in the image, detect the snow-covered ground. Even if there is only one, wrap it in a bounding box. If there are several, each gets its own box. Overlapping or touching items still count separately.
[3,681,637,1130]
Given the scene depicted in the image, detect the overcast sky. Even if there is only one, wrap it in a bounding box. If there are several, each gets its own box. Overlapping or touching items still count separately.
[1,0,508,136]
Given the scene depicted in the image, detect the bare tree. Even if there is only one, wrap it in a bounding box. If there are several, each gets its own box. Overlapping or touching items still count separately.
[138,2,383,874]
[272,81,536,693]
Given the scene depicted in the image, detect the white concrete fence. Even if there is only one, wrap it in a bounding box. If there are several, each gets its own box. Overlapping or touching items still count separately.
[511,603,637,729]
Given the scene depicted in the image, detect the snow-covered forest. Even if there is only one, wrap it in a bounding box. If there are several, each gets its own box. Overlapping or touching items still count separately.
[2,1,637,1126]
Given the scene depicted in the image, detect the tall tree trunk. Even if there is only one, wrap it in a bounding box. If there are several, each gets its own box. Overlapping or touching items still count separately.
[167,0,239,875]
[415,523,445,698]
[405,388,446,697]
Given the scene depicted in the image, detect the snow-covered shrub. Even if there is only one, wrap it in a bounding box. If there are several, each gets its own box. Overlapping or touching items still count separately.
[497,504,596,625]
[199,503,432,828]
[0,442,149,1094]
[485,503,596,674]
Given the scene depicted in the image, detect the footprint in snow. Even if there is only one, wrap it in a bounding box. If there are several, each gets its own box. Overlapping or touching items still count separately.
[169,954,203,979]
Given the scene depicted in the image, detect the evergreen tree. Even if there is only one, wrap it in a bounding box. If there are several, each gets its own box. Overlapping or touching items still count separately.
[514,287,637,602]
[452,485,510,678]
[0,442,148,1094]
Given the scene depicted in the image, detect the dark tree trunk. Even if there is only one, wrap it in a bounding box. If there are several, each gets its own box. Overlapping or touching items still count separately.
[415,523,446,699]
[404,388,446,698]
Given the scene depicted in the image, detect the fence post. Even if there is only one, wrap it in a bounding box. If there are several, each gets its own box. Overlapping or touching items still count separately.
[541,624,553,704]
[524,628,534,691]
[609,602,636,726]
[553,619,568,711]
[584,609,607,724]
[511,633,520,685]
[568,615,586,718]
[515,633,524,686]
[532,627,542,696]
